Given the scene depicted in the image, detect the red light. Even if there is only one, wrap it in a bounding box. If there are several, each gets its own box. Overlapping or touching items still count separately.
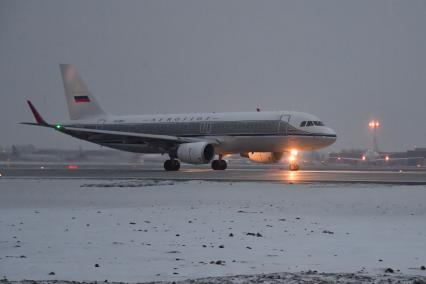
[67,165,79,170]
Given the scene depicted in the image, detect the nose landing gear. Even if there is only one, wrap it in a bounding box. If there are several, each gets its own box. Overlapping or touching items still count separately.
[164,159,180,171]
[288,149,300,171]
[289,163,300,171]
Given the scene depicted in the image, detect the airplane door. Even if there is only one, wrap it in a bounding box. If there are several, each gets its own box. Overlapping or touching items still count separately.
[96,118,106,130]
[200,122,212,134]
[279,115,290,135]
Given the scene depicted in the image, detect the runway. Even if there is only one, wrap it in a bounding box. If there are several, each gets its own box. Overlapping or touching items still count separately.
[1,163,426,184]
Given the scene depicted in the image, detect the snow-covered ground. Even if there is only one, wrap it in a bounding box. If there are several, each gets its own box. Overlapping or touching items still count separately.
[1,179,426,283]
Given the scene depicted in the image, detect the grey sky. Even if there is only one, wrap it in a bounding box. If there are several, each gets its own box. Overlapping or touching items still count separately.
[1,0,425,151]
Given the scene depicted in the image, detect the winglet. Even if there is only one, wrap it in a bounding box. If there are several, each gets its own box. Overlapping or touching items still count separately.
[26,100,48,125]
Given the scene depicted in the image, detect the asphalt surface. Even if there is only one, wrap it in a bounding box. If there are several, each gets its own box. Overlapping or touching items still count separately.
[1,163,426,184]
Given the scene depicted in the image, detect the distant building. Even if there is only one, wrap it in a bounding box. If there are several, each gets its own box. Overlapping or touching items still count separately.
[406,148,426,166]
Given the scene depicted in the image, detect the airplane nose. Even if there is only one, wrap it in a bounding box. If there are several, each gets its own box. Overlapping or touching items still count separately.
[324,127,337,137]
[323,127,337,143]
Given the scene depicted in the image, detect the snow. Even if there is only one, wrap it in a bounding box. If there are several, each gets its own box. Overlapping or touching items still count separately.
[0,179,426,282]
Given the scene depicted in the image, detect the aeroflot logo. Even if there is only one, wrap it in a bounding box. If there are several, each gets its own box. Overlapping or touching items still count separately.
[74,96,91,103]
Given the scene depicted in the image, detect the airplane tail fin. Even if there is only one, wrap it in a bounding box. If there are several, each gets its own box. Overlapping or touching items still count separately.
[59,64,107,120]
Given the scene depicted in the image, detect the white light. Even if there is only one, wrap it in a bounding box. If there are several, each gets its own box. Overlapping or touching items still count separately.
[290,149,298,156]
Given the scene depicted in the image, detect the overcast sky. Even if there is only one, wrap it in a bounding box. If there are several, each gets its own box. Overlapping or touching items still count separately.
[1,0,425,152]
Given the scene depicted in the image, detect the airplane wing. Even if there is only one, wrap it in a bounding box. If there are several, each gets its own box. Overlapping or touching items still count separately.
[336,157,363,161]
[57,126,222,152]
[21,100,221,151]
[61,126,198,145]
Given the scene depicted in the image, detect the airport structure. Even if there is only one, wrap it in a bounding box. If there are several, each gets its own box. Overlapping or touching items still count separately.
[328,120,425,166]
[329,147,425,166]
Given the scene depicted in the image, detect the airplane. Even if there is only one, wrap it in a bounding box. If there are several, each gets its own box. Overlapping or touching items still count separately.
[22,64,337,171]
[336,149,423,165]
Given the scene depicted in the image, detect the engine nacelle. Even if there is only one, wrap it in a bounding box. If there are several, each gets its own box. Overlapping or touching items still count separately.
[177,142,215,164]
[243,152,283,164]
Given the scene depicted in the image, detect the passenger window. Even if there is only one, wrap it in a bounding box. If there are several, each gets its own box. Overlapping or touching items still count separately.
[300,121,306,127]
[307,121,313,127]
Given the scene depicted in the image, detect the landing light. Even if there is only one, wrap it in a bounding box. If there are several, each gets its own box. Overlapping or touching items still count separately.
[361,156,366,161]
[289,155,296,162]
[385,156,390,161]
[290,149,298,156]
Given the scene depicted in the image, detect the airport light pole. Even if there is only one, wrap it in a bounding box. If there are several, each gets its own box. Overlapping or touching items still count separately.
[368,120,380,152]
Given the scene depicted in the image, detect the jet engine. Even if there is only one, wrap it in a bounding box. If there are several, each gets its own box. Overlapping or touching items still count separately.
[177,142,215,164]
[242,152,283,164]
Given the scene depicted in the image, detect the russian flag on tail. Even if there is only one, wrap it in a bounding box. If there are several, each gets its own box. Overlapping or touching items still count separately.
[74,95,91,103]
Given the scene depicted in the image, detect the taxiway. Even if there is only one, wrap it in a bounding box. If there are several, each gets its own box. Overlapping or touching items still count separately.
[1,163,426,184]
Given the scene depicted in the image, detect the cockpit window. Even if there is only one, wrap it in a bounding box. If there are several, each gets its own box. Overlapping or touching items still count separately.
[300,120,325,127]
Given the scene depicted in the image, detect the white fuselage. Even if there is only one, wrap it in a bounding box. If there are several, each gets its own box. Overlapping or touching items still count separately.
[63,110,337,155]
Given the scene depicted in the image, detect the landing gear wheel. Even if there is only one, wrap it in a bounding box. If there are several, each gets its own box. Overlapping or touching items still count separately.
[211,159,227,170]
[220,160,227,170]
[164,159,180,171]
[289,163,300,171]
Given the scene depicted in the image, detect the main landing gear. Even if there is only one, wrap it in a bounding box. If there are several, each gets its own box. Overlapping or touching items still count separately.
[211,155,227,170]
[164,159,180,171]
[288,149,300,171]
